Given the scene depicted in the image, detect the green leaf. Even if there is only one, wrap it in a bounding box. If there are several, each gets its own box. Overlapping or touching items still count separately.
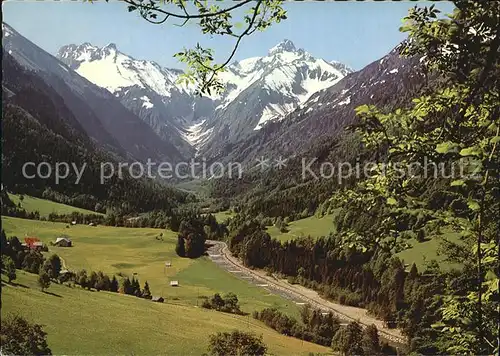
[459,147,482,157]
[485,270,498,281]
[435,141,457,154]
[387,197,397,206]
[467,199,480,211]
[490,136,500,144]
[431,322,445,329]
[450,179,465,187]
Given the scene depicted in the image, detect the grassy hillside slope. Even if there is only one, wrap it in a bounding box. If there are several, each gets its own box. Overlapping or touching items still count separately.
[266,214,336,242]
[2,272,330,355]
[1,217,299,316]
[8,193,103,217]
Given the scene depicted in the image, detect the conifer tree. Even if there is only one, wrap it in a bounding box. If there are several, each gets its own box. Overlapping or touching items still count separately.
[110,275,119,293]
[142,281,152,299]
[121,277,132,295]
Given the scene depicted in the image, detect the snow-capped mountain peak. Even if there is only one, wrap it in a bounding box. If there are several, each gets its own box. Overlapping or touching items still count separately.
[3,23,14,37]
[269,39,297,54]
[194,40,355,152]
[56,38,353,153]
[103,42,117,50]
[57,42,190,96]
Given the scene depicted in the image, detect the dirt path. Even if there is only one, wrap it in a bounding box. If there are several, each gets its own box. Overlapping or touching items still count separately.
[206,240,407,346]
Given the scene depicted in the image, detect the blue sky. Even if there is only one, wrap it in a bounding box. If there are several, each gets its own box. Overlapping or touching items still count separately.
[3,1,455,70]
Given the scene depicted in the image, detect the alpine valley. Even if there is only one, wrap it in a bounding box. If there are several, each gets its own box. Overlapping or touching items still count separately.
[3,1,495,354]
[1,18,426,237]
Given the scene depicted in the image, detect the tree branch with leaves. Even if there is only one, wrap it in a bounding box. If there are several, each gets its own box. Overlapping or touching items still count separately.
[333,1,499,353]
[117,0,286,95]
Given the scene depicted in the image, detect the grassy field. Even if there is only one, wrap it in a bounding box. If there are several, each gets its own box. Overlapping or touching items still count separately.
[174,179,210,196]
[1,216,300,317]
[213,210,236,223]
[1,272,330,355]
[8,193,102,217]
[396,231,462,271]
[266,214,336,243]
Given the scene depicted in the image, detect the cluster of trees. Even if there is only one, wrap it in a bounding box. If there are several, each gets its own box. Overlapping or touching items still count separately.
[331,322,388,356]
[47,212,104,225]
[223,3,500,354]
[175,219,207,259]
[201,292,242,315]
[37,254,63,291]
[70,269,120,293]
[68,269,153,299]
[2,191,232,246]
[120,277,152,299]
[253,305,341,346]
[0,230,61,288]
[173,210,229,258]
[125,209,228,239]
[207,330,267,356]
[1,255,17,283]
[3,98,191,214]
[329,2,500,354]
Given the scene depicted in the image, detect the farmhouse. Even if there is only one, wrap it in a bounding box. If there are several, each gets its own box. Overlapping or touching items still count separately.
[54,236,72,247]
[170,280,179,287]
[152,296,164,303]
[32,241,44,249]
[23,237,45,251]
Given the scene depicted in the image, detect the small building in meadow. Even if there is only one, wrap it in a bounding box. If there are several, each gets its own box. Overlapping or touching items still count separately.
[55,236,72,247]
[152,296,164,303]
[24,237,46,251]
[170,280,179,287]
[165,262,172,267]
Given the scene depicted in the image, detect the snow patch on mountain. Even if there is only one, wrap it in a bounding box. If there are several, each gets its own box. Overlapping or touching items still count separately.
[141,96,154,109]
[256,102,296,130]
[337,96,351,106]
[182,120,213,147]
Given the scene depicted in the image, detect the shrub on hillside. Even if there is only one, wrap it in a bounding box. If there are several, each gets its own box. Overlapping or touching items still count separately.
[201,293,243,315]
[0,315,52,355]
[207,330,267,356]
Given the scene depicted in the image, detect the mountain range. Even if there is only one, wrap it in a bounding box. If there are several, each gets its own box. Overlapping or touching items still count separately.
[55,36,354,158]
[2,21,422,171]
